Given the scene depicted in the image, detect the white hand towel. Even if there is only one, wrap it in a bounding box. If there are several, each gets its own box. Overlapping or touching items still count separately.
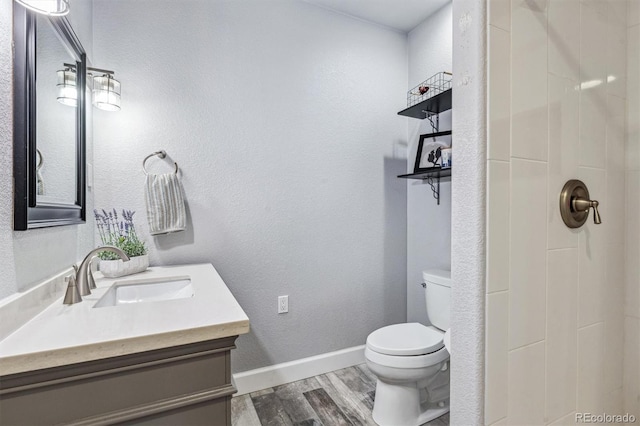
[144,172,186,235]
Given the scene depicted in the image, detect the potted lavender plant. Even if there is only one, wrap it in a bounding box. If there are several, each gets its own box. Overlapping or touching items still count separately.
[94,209,149,277]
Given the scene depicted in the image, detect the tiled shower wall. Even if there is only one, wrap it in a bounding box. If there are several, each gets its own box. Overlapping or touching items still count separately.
[485,0,637,424]
[625,0,640,415]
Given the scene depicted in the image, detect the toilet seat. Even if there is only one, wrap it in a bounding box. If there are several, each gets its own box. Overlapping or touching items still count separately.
[367,323,444,356]
[365,345,449,369]
[365,323,449,370]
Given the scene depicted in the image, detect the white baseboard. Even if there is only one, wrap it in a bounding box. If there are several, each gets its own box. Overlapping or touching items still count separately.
[232,345,366,396]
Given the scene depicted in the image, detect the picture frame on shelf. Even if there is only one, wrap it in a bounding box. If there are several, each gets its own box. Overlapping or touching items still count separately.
[413,130,452,173]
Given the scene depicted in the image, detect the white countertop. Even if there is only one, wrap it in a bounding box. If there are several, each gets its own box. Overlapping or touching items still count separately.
[0,264,250,376]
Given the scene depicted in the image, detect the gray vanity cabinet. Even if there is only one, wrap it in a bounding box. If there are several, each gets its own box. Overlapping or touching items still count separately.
[0,337,238,425]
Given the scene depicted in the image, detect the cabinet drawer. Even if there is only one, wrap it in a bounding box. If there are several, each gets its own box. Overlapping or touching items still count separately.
[118,396,231,426]
[0,338,237,426]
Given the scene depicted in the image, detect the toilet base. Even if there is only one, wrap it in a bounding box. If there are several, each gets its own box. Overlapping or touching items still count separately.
[416,405,449,425]
[371,379,449,426]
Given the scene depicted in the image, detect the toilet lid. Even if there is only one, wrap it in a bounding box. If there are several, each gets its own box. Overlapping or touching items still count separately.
[366,323,444,356]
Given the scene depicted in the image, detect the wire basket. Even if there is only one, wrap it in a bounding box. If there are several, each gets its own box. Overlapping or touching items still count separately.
[407,71,453,108]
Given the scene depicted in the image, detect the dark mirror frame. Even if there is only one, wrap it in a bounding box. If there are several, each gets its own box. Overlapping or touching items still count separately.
[13,5,87,230]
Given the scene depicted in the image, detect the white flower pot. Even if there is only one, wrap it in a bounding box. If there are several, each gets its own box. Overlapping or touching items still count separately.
[99,254,149,278]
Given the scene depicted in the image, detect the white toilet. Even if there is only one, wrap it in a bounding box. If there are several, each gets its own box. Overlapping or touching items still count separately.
[365,269,451,426]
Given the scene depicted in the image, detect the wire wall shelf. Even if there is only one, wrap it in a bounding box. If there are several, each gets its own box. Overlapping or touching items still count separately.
[406,71,452,108]
[398,71,453,119]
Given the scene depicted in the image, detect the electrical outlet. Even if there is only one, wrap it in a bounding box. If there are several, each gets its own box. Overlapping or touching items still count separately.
[278,295,288,314]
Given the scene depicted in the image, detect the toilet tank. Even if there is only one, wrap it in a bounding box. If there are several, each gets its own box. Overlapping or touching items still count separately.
[423,269,451,331]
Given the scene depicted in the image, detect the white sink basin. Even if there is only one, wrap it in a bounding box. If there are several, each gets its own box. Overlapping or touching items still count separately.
[94,276,194,308]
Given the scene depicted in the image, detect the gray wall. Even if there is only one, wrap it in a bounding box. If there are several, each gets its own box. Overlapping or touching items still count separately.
[0,2,94,300]
[91,0,408,373]
[406,3,453,324]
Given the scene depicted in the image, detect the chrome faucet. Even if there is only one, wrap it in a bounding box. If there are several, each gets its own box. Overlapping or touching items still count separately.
[76,246,130,296]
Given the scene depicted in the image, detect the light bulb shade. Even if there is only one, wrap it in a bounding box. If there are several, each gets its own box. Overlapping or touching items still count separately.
[56,68,77,107]
[15,0,69,16]
[92,74,121,111]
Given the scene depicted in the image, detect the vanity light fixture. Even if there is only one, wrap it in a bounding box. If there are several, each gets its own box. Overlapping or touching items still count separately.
[91,71,121,111]
[57,64,121,111]
[56,66,77,107]
[14,0,69,16]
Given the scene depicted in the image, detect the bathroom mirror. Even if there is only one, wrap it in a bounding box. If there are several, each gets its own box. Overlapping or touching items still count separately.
[13,4,87,230]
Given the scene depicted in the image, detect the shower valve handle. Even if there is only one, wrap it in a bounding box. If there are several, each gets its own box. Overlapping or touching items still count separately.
[559,180,602,228]
[572,198,602,225]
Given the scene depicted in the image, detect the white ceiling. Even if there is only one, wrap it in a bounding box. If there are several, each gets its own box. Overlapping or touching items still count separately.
[302,0,451,33]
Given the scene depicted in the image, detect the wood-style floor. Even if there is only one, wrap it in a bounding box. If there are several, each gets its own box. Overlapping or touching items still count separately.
[231,364,450,426]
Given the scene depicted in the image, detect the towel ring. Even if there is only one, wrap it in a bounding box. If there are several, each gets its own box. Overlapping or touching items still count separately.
[36,148,43,170]
[142,150,179,175]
